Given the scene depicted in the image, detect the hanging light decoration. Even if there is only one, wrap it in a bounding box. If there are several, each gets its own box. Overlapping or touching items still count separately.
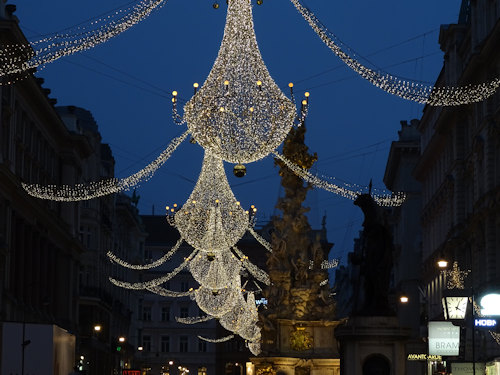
[273,152,406,207]
[0,0,167,81]
[195,284,241,317]
[109,249,197,290]
[189,249,242,290]
[289,0,500,106]
[168,151,250,251]
[107,238,184,270]
[22,130,188,201]
[178,0,303,164]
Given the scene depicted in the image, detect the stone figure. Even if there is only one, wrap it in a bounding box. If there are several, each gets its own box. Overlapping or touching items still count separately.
[353,193,394,316]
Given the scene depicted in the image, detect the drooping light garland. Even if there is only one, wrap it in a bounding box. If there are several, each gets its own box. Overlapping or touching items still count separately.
[176,315,214,324]
[107,238,183,270]
[289,0,500,106]
[274,152,406,207]
[0,0,167,81]
[180,0,303,164]
[169,151,250,251]
[147,286,194,297]
[109,249,197,290]
[232,246,270,285]
[248,226,272,252]
[198,335,234,343]
[23,130,188,201]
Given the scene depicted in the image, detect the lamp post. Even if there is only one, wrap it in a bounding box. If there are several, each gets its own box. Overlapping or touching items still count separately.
[438,259,475,375]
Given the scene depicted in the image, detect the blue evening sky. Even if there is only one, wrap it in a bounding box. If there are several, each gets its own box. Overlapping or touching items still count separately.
[16,0,461,264]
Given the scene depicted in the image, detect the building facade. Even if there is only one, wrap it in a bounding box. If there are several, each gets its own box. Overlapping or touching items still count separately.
[413,0,500,370]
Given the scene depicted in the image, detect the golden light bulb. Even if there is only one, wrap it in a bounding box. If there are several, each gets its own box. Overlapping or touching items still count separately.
[220,107,225,112]
[249,107,254,112]
[224,80,229,85]
[171,98,176,103]
[193,82,199,88]
[172,90,178,96]
[305,92,310,97]
[256,80,262,86]
[302,100,307,105]
[288,82,294,88]
[173,203,177,207]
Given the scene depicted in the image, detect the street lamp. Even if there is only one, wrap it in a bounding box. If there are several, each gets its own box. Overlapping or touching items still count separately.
[93,325,102,332]
[119,336,126,343]
[399,295,409,304]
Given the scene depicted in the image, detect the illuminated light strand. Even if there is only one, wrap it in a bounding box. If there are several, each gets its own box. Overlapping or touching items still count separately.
[319,279,329,286]
[289,0,500,106]
[169,152,250,251]
[22,130,188,201]
[198,335,234,343]
[176,315,214,324]
[181,0,300,163]
[248,226,272,252]
[109,249,197,290]
[0,0,167,81]
[147,286,193,298]
[232,246,270,285]
[273,152,406,207]
[106,238,183,270]
[322,259,339,269]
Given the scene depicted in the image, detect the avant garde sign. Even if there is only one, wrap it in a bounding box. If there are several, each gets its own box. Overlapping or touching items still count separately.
[428,321,460,356]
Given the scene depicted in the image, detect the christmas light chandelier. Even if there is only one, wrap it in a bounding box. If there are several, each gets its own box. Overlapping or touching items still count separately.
[167,151,252,251]
[0,0,167,83]
[173,0,308,164]
[289,0,500,106]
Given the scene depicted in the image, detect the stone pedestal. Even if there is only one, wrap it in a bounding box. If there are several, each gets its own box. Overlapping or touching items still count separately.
[250,320,341,375]
[335,316,410,375]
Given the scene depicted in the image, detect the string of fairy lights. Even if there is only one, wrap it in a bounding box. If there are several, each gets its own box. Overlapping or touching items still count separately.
[107,238,184,270]
[273,152,406,206]
[22,130,188,201]
[289,0,500,106]
[0,0,167,82]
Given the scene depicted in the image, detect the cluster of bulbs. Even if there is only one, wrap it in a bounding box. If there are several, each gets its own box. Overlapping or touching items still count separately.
[289,0,500,106]
[0,0,167,82]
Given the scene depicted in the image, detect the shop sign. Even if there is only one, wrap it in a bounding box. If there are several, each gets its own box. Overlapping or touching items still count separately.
[407,354,442,361]
[428,321,460,356]
[451,362,486,375]
[474,318,497,328]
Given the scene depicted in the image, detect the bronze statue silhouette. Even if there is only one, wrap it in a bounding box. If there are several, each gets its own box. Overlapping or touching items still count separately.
[353,193,394,316]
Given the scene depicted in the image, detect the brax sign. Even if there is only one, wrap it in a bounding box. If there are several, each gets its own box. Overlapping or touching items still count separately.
[474,319,497,328]
[428,321,460,356]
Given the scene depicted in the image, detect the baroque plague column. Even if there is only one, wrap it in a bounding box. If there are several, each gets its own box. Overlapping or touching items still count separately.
[250,123,341,375]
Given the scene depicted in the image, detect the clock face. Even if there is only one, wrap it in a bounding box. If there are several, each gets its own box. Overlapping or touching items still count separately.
[444,297,468,319]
